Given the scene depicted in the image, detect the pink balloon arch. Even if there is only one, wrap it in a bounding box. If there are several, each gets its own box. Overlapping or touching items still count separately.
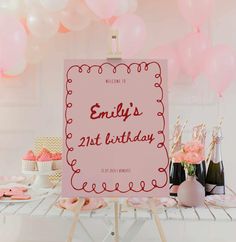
[0,0,235,97]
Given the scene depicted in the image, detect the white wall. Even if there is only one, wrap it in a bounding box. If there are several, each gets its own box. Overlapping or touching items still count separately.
[0,0,236,189]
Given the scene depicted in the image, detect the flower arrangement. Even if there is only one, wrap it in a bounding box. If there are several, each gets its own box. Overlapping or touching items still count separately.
[172,141,204,176]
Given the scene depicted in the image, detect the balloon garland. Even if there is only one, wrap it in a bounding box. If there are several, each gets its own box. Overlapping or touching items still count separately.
[0,0,140,77]
[0,0,235,97]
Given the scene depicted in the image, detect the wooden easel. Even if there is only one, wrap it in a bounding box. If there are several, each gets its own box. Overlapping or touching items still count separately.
[149,198,167,242]
[66,198,85,242]
[114,199,120,242]
[66,29,167,242]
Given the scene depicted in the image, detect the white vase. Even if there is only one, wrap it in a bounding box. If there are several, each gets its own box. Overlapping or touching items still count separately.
[177,175,205,207]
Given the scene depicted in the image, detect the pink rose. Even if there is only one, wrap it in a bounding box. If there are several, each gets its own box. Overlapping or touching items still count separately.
[184,152,204,164]
[183,141,204,153]
[172,150,185,163]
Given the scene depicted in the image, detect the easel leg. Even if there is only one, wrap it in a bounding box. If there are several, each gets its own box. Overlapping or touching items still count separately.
[149,198,167,242]
[114,200,120,242]
[67,198,85,242]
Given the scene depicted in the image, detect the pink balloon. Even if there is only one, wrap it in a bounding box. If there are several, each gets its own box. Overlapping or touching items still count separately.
[178,0,214,28]
[178,31,210,79]
[0,14,27,71]
[204,45,236,97]
[85,0,119,19]
[112,14,146,58]
[149,45,180,87]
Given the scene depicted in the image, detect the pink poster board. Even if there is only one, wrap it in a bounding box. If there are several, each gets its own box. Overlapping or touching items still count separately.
[62,60,169,197]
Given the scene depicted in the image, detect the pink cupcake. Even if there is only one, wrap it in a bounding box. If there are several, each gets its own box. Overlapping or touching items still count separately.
[52,152,62,170]
[22,150,36,171]
[37,149,52,172]
[37,148,51,160]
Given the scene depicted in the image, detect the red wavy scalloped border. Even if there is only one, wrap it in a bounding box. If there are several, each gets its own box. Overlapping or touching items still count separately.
[64,61,169,195]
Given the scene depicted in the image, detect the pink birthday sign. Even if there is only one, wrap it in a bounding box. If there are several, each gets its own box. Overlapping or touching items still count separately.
[62,60,169,197]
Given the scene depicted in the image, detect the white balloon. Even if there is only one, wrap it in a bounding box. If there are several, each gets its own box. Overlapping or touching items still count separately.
[0,0,25,16]
[60,0,91,31]
[4,58,27,76]
[27,9,60,39]
[24,0,41,9]
[40,0,69,12]
[113,0,138,16]
[114,0,129,16]
[26,38,46,64]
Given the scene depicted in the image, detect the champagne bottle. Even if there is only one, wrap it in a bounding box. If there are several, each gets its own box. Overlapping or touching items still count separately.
[169,124,186,196]
[193,125,206,187]
[205,127,225,195]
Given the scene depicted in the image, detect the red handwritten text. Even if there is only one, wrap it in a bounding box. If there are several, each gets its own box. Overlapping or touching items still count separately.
[78,133,102,147]
[90,102,143,122]
[105,130,154,145]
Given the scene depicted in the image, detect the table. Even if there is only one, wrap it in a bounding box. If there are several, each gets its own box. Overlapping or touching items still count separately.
[0,184,236,242]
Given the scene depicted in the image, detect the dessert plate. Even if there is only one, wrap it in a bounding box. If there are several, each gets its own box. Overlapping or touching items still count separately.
[0,184,55,203]
[127,197,177,210]
[57,198,107,212]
